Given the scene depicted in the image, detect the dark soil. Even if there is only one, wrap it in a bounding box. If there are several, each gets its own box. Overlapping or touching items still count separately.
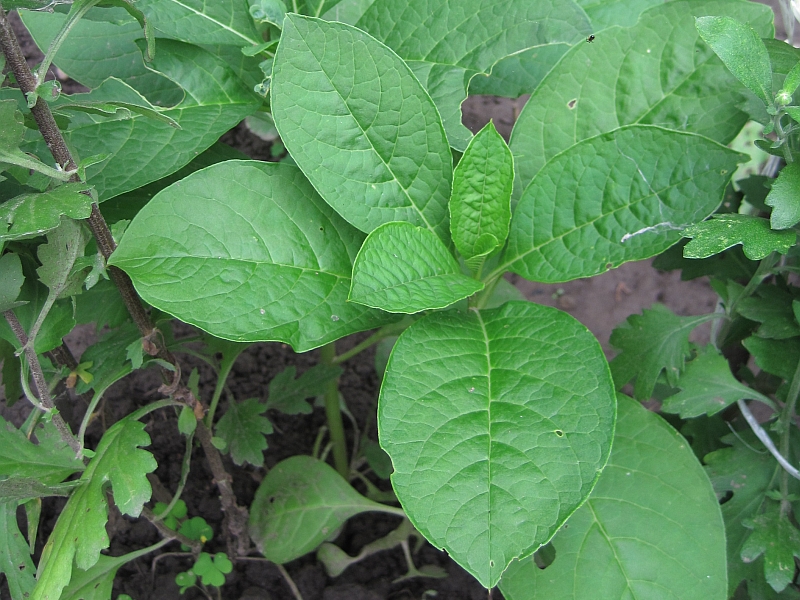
[1,5,751,599]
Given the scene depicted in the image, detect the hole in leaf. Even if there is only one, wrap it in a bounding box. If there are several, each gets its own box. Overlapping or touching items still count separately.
[554,430,564,437]
[605,262,613,269]
[719,490,733,505]
[533,542,557,570]
[567,99,577,109]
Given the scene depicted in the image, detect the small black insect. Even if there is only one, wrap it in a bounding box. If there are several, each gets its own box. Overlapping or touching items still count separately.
[587,34,595,43]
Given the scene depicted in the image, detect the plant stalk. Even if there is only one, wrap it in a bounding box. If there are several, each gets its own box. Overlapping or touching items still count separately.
[4,310,81,454]
[320,342,349,479]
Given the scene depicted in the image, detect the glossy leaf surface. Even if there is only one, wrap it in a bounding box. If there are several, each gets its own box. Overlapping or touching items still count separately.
[379,301,615,587]
[695,16,773,106]
[110,161,395,351]
[683,214,796,260]
[248,455,390,564]
[450,121,513,260]
[499,395,727,600]
[510,0,773,194]
[358,0,590,149]
[134,0,260,46]
[56,40,260,200]
[502,126,742,283]
[271,15,452,240]
[349,222,483,313]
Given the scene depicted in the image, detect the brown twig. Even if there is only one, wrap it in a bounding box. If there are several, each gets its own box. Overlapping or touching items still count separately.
[0,0,248,553]
[4,310,81,454]
[141,506,203,555]
[195,420,251,556]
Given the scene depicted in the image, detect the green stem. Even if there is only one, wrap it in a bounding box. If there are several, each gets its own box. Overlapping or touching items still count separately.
[320,342,348,479]
[780,355,800,515]
[332,330,385,365]
[204,356,237,428]
[152,431,194,523]
[35,0,101,88]
[472,273,503,310]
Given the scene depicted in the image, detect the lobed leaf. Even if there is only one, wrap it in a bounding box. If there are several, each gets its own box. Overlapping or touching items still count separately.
[109,161,397,351]
[271,15,452,240]
[358,0,591,149]
[683,214,797,260]
[249,455,390,564]
[349,222,483,313]
[609,304,712,400]
[503,126,743,283]
[765,162,800,230]
[450,121,513,261]
[743,336,800,381]
[0,416,83,484]
[737,287,800,340]
[379,301,615,587]
[0,183,94,243]
[32,416,155,600]
[215,398,273,467]
[510,0,773,195]
[0,501,36,600]
[706,433,777,596]
[499,395,727,600]
[661,348,773,418]
[742,505,800,593]
[265,363,343,415]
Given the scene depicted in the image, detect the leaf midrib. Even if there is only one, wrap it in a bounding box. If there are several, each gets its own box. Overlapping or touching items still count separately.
[158,0,259,46]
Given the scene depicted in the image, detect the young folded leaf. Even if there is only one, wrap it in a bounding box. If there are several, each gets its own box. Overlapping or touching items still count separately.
[696,16,773,107]
[450,121,513,264]
[349,222,483,313]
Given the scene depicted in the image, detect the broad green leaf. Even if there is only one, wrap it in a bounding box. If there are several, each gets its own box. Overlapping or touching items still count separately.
[450,122,513,261]
[74,279,130,330]
[737,287,800,340]
[306,0,342,17]
[662,348,773,418]
[510,0,773,195]
[609,304,712,400]
[0,500,36,600]
[271,15,452,240]
[134,0,260,46]
[20,8,182,105]
[0,274,75,354]
[498,395,727,600]
[743,336,800,381]
[109,161,397,351]
[265,363,343,415]
[349,222,483,313]
[0,416,83,483]
[49,40,260,200]
[683,214,796,260]
[215,398,273,466]
[74,321,141,395]
[742,505,800,593]
[696,16,773,107]
[59,542,167,600]
[249,455,390,564]
[0,100,73,182]
[706,433,777,596]
[467,43,570,98]
[766,163,800,230]
[36,218,89,300]
[0,253,24,312]
[502,126,743,283]
[0,182,94,242]
[358,0,591,150]
[322,0,375,24]
[379,301,615,587]
[32,416,156,600]
[575,0,663,29]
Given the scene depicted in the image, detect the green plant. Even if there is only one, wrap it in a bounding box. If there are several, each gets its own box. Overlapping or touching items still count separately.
[1,0,798,598]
